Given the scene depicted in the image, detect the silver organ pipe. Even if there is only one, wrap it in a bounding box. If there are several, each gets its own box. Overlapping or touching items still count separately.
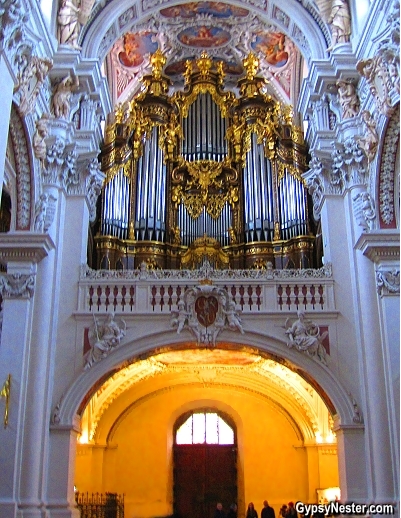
[243,133,277,242]
[277,169,308,239]
[178,202,231,246]
[102,168,130,239]
[134,126,167,242]
[183,93,227,162]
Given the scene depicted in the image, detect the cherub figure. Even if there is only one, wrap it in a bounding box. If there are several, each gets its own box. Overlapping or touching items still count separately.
[223,301,244,334]
[171,300,189,334]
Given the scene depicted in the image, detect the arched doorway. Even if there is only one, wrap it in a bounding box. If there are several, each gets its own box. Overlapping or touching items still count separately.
[69,345,345,518]
[173,410,237,518]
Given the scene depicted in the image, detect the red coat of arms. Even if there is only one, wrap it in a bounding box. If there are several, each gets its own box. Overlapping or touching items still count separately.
[195,295,219,327]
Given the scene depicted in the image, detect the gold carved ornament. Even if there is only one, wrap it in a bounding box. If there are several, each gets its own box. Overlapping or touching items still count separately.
[180,234,230,269]
[172,159,238,220]
[158,113,183,163]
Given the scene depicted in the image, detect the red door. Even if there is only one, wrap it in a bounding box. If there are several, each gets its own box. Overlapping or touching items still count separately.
[174,443,237,518]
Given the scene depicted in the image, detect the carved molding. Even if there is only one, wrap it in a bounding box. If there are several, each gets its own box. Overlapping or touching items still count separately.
[355,230,400,264]
[0,273,35,298]
[379,106,399,227]
[0,232,55,265]
[80,261,333,281]
[9,106,31,230]
[376,269,400,297]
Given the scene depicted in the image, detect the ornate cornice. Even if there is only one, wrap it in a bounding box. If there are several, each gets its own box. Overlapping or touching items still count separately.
[355,230,400,264]
[0,232,55,265]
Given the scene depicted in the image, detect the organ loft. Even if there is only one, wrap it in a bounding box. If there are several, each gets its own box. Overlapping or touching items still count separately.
[96,50,317,270]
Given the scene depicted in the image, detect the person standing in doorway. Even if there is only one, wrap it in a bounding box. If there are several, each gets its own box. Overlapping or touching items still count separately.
[247,502,258,518]
[261,500,275,518]
[227,503,238,518]
[214,503,226,518]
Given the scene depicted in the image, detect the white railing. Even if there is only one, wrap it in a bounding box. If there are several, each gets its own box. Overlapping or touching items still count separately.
[77,263,336,314]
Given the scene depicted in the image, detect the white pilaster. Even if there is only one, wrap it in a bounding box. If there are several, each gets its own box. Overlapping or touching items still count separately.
[0,233,54,518]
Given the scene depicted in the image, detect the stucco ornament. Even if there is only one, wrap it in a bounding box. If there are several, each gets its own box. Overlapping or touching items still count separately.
[15,56,53,116]
[352,191,376,230]
[33,115,49,164]
[0,273,35,298]
[33,192,57,232]
[336,79,360,119]
[326,0,351,51]
[52,74,80,120]
[357,56,394,117]
[376,269,400,296]
[171,284,244,345]
[84,313,126,369]
[285,310,328,364]
[357,110,379,164]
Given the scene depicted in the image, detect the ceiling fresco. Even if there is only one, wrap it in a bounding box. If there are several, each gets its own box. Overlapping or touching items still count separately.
[159,2,249,19]
[105,1,300,104]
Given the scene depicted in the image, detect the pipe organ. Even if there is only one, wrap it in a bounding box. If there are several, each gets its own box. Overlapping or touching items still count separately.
[97,51,315,270]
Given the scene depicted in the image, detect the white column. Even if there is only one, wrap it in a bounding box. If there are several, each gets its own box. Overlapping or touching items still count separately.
[0,233,54,518]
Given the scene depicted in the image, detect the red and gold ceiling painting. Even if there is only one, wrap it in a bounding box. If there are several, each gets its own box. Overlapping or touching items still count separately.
[160,2,249,19]
[251,32,289,68]
[177,25,231,48]
[118,32,159,68]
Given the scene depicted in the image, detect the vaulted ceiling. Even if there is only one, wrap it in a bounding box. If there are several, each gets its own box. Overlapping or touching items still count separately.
[79,0,333,108]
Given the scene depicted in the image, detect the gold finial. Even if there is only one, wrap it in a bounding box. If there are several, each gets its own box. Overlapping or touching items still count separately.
[243,53,259,80]
[197,51,213,77]
[150,49,166,79]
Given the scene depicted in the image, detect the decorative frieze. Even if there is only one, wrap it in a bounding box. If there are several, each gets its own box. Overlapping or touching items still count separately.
[0,273,35,298]
[376,269,400,297]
